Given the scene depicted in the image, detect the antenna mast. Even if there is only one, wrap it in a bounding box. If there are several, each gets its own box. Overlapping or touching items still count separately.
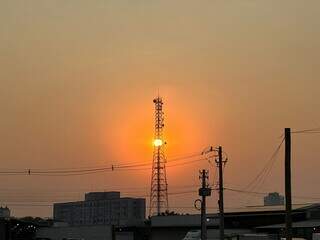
[149,96,169,216]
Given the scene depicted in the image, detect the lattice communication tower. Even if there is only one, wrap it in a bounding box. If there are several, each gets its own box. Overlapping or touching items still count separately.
[149,96,169,216]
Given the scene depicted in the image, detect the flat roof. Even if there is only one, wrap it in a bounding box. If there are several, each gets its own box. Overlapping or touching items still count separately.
[257,220,320,229]
[151,203,320,228]
[222,203,318,214]
[151,214,219,227]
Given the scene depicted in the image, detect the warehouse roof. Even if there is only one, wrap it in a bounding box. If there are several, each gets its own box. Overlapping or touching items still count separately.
[151,203,320,228]
[257,219,320,229]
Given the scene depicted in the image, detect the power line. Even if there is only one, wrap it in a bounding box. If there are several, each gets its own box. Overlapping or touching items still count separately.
[27,157,208,176]
[0,189,200,204]
[291,127,320,134]
[167,157,207,168]
[225,187,320,201]
[0,159,206,176]
[243,137,285,192]
[115,152,201,167]
[5,187,320,210]
[0,152,204,176]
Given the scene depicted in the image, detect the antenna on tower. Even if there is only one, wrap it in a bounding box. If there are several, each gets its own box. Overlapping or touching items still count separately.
[149,96,169,216]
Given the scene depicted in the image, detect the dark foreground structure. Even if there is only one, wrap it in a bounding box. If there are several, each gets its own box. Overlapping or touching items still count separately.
[149,203,320,240]
[0,218,40,240]
[3,203,320,240]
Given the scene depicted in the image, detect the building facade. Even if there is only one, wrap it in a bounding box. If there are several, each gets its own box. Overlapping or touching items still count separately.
[264,192,285,206]
[53,192,145,226]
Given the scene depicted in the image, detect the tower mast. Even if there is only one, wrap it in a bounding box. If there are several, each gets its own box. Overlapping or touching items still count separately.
[149,96,169,216]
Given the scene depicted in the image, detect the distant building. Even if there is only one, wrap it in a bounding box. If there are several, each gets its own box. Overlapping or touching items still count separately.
[0,206,10,218]
[53,192,145,226]
[264,192,284,206]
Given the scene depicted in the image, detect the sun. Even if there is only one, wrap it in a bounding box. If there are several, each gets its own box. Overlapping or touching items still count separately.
[153,139,163,147]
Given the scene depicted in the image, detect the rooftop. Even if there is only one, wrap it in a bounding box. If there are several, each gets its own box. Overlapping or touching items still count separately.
[221,203,319,215]
[151,203,320,228]
[257,219,320,229]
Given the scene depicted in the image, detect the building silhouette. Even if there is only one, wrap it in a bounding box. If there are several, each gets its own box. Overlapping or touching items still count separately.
[0,206,10,219]
[264,192,285,206]
[54,192,145,226]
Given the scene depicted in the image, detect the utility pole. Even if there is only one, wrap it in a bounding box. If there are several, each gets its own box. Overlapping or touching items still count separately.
[285,128,292,240]
[216,146,225,240]
[111,225,116,240]
[0,218,6,240]
[199,169,211,240]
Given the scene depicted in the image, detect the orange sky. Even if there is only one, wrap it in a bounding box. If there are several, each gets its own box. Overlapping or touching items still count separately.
[1,0,320,217]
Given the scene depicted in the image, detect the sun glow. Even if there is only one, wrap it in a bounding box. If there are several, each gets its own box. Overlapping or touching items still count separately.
[153,139,163,147]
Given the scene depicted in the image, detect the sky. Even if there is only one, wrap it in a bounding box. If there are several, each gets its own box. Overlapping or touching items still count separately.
[0,0,320,217]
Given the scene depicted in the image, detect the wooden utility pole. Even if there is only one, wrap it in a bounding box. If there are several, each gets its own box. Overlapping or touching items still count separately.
[199,169,211,240]
[285,128,292,240]
[216,146,225,240]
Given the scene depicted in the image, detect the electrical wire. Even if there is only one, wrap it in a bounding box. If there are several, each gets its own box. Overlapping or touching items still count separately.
[243,137,285,192]
[1,158,208,176]
[225,187,320,202]
[0,152,204,176]
[291,127,320,134]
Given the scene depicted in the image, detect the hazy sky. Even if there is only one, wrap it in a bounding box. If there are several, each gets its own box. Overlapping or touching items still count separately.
[1,0,320,217]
